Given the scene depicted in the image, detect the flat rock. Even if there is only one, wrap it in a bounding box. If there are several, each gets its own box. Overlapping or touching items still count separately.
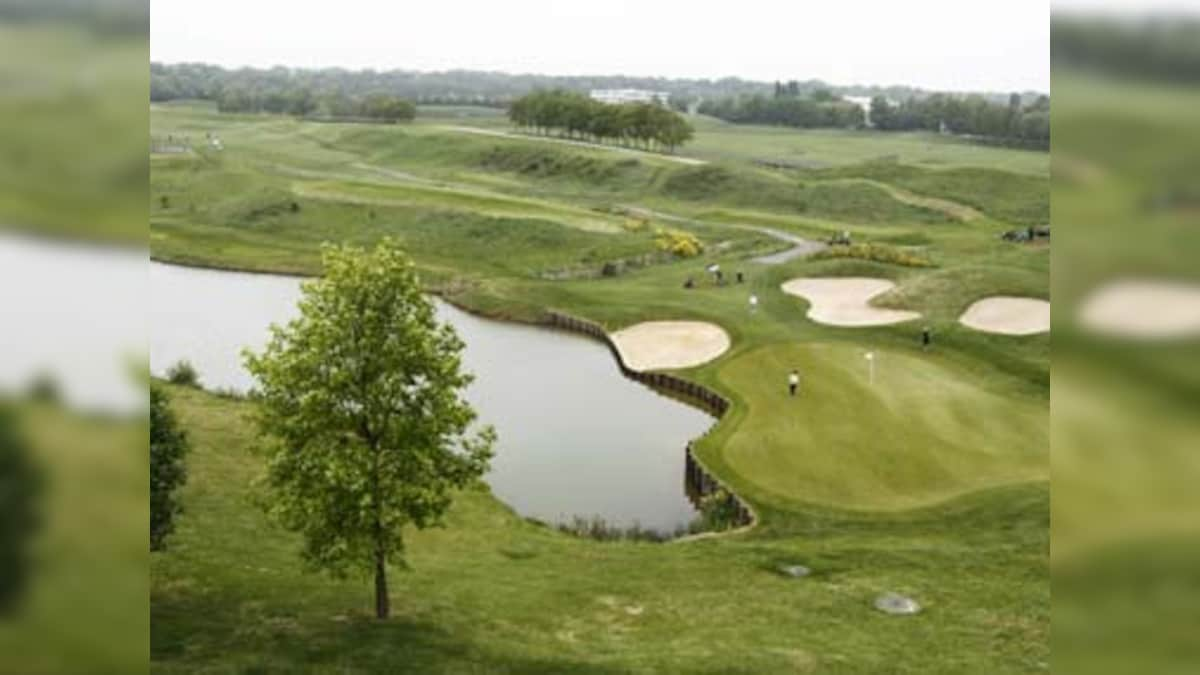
[874,592,921,615]
[778,564,811,578]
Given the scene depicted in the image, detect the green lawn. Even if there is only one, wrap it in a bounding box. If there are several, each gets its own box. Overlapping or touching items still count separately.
[150,101,1049,673]
[716,342,1046,510]
[152,384,1047,674]
[658,115,1049,175]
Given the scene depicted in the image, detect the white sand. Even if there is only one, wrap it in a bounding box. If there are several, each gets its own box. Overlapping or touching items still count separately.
[780,277,920,327]
[1078,279,1200,339]
[959,297,1050,335]
[610,321,730,371]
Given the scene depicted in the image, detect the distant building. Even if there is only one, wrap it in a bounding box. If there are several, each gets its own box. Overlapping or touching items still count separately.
[844,96,875,126]
[589,89,670,106]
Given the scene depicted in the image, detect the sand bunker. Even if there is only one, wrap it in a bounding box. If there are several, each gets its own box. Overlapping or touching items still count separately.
[1077,279,1200,339]
[959,297,1050,335]
[780,277,920,327]
[610,321,730,371]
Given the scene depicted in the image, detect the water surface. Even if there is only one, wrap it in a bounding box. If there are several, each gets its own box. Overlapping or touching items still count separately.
[149,262,710,532]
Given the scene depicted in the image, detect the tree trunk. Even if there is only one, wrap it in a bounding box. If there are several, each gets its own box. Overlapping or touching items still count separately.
[374,549,390,619]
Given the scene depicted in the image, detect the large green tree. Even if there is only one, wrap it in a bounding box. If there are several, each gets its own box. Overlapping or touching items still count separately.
[150,385,189,552]
[244,240,494,619]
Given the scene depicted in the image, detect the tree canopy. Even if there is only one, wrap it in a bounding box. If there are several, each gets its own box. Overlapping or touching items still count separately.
[508,90,695,152]
[698,94,864,129]
[212,85,415,123]
[869,93,1048,149]
[243,240,494,619]
[150,384,189,552]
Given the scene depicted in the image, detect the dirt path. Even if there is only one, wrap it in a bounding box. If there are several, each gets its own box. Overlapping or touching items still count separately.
[620,205,827,265]
[440,125,709,166]
[746,227,827,264]
[816,178,983,222]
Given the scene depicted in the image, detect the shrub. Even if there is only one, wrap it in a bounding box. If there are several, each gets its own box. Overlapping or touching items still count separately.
[699,489,742,531]
[25,372,61,403]
[150,386,189,551]
[622,218,649,232]
[165,360,200,387]
[654,228,704,258]
[813,243,933,268]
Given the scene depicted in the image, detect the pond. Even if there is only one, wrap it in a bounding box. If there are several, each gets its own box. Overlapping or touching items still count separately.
[0,234,144,414]
[149,262,712,533]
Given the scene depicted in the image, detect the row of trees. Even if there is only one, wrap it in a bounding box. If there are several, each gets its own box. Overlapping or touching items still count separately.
[214,88,416,122]
[508,90,695,152]
[870,93,1049,149]
[698,94,865,129]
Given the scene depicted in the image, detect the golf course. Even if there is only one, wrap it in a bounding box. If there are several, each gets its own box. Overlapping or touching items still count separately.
[150,101,1049,673]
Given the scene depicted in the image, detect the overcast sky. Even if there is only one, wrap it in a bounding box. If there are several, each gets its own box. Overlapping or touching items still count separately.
[152,0,1050,93]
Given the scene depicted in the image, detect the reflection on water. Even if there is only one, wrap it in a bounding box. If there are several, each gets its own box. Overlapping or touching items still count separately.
[149,262,710,532]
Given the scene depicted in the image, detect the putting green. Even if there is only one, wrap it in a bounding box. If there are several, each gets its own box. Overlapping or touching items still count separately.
[717,343,1047,510]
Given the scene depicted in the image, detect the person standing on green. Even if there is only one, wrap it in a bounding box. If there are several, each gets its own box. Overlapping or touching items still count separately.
[788,369,800,397]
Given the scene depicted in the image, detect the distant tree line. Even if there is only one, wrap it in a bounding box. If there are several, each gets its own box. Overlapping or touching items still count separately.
[212,86,416,123]
[870,93,1049,149]
[698,85,1048,150]
[1,0,146,35]
[149,62,771,109]
[1052,15,1200,84]
[698,93,865,129]
[508,90,695,152]
[153,63,1036,112]
[149,62,1049,145]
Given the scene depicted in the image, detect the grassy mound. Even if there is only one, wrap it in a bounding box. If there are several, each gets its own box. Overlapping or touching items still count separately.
[659,165,954,225]
[477,144,642,182]
[809,161,1049,227]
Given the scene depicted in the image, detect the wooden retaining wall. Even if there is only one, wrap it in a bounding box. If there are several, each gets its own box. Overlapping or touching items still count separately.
[543,310,752,529]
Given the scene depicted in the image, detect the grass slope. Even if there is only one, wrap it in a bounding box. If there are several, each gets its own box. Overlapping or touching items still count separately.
[152,385,1048,674]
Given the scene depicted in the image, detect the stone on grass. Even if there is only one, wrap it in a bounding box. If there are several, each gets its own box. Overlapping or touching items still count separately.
[874,592,921,615]
[778,564,811,578]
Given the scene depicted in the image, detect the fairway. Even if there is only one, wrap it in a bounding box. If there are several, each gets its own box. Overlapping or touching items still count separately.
[718,343,1046,510]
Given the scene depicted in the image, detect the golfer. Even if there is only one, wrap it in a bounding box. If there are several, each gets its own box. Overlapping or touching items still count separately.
[921,326,932,351]
[788,369,800,397]
[749,294,759,312]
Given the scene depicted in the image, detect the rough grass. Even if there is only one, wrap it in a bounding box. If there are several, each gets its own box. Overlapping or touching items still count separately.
[807,161,1049,227]
[678,116,1049,175]
[658,165,955,225]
